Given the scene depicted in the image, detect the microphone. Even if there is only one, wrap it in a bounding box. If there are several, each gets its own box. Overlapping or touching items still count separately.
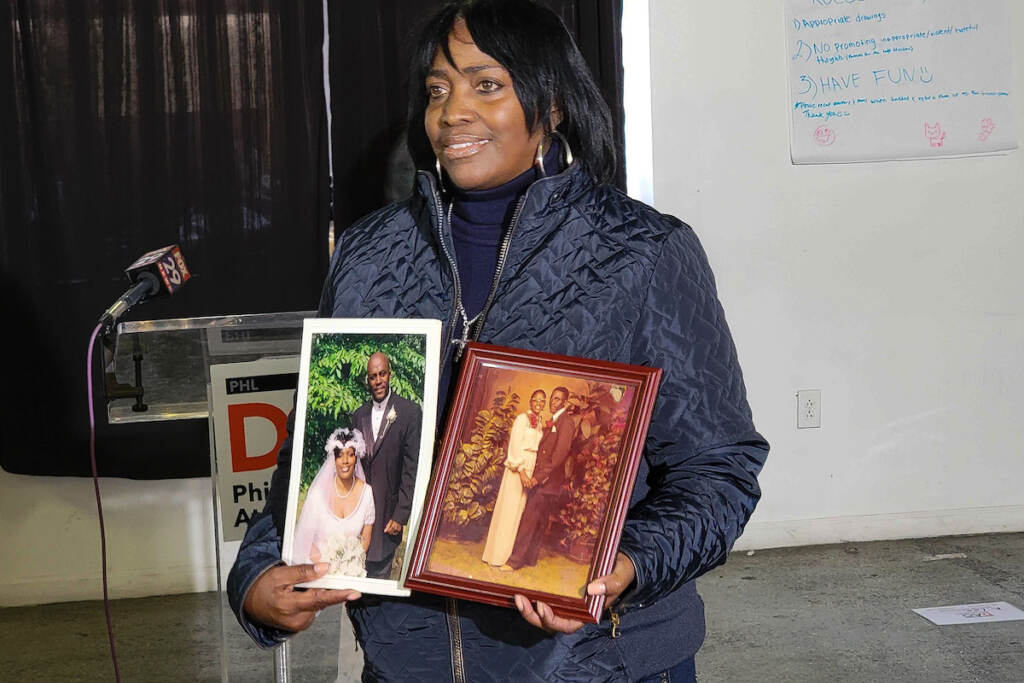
[99,245,191,329]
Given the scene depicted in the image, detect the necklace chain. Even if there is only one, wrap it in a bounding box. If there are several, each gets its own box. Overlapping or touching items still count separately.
[448,201,481,354]
[333,475,355,499]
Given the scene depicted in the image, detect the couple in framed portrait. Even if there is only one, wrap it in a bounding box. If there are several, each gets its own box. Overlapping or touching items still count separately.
[481,386,574,572]
[282,319,440,595]
[405,343,661,623]
[292,351,421,580]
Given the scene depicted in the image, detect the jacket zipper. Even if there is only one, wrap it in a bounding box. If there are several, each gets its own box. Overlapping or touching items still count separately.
[428,179,464,358]
[430,174,556,681]
[440,192,528,683]
[427,178,467,683]
[446,597,466,683]
[433,186,521,683]
[467,191,530,343]
[432,179,533,356]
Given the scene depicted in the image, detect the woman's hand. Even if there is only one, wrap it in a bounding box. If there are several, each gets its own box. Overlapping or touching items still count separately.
[243,563,361,633]
[586,552,636,605]
[513,594,584,634]
[513,552,635,634]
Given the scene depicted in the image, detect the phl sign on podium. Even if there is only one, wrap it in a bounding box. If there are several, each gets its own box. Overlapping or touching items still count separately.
[210,357,298,542]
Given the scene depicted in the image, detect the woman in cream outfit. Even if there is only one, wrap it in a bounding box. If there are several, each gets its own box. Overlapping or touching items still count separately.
[482,389,546,566]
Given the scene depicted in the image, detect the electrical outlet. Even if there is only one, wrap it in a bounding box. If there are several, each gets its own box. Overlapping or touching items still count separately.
[796,389,821,429]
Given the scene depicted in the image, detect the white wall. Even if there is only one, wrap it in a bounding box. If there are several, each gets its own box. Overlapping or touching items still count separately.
[648,0,1024,549]
[0,469,216,606]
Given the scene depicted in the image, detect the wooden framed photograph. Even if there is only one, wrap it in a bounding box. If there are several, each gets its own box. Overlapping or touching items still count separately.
[405,342,661,622]
[282,318,441,596]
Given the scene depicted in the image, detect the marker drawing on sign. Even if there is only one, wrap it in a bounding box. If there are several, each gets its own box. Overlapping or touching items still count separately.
[924,122,945,147]
[978,117,995,141]
[814,126,836,146]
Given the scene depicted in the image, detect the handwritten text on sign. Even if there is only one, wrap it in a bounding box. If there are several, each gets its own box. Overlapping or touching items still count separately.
[786,0,1016,163]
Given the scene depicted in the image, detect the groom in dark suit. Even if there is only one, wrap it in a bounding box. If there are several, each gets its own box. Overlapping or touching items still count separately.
[351,352,421,579]
[503,386,575,571]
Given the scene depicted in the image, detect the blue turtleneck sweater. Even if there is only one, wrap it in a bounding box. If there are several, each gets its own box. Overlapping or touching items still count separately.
[449,140,563,319]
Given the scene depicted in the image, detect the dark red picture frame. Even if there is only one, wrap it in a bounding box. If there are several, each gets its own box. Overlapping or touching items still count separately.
[405,342,661,623]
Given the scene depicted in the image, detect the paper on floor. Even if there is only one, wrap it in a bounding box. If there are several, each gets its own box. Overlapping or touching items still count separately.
[912,601,1024,625]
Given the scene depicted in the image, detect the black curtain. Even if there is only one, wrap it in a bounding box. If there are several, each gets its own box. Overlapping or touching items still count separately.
[328,0,625,238]
[0,0,329,478]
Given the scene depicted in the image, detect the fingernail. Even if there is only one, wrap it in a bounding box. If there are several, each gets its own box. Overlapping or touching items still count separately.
[514,595,522,610]
[314,562,328,574]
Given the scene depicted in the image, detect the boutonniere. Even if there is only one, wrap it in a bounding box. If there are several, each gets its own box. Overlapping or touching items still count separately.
[379,406,398,440]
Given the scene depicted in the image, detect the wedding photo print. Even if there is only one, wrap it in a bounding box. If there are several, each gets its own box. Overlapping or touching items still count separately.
[406,344,660,622]
[282,319,440,596]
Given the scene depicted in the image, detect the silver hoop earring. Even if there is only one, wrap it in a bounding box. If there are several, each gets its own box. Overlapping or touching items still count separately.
[534,137,547,177]
[551,130,574,167]
[435,158,446,194]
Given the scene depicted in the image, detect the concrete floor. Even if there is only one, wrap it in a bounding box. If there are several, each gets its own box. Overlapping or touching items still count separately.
[696,533,1024,682]
[2,532,1021,682]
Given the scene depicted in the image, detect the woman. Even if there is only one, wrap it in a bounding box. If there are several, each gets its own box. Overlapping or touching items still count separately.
[229,1,768,680]
[481,389,545,567]
[292,428,374,577]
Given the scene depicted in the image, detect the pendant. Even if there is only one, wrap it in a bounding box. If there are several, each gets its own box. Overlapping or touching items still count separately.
[451,307,472,361]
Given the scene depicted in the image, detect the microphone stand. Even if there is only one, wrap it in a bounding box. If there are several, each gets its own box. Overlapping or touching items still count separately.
[99,274,161,413]
[100,330,148,413]
[98,272,162,412]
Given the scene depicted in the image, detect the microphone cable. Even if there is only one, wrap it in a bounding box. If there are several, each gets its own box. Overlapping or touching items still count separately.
[87,322,122,683]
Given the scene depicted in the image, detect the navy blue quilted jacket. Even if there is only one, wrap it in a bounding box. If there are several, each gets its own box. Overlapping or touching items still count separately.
[228,161,769,681]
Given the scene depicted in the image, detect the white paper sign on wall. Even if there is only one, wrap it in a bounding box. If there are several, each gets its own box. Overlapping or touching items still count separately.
[786,0,1016,163]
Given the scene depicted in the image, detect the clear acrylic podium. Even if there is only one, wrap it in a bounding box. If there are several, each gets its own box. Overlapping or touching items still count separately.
[105,311,357,681]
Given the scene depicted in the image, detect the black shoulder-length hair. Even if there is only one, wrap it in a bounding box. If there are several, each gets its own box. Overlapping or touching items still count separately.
[407,0,617,185]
